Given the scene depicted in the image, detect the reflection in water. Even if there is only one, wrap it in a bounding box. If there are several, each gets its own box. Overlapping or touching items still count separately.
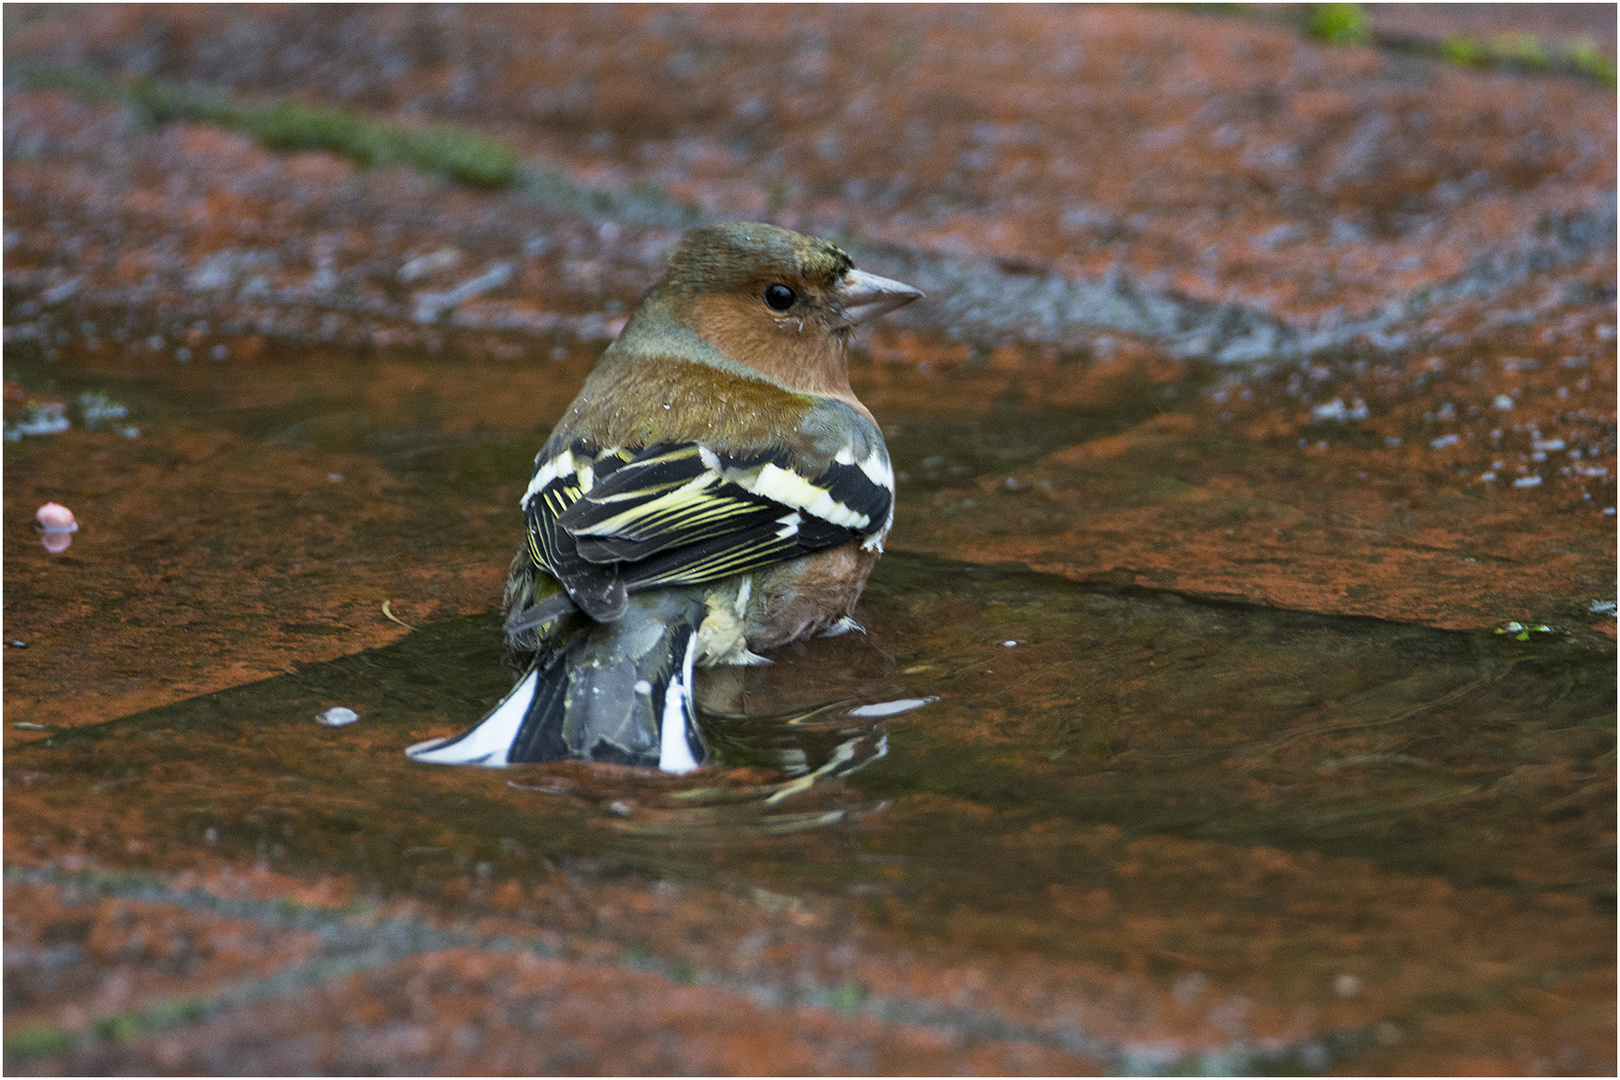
[493,700,931,840]
[506,645,936,839]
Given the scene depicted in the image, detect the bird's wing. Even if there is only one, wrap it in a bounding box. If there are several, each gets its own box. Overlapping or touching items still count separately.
[519,427,891,620]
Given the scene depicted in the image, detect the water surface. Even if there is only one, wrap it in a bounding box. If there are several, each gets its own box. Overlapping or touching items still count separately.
[5,337,1613,1073]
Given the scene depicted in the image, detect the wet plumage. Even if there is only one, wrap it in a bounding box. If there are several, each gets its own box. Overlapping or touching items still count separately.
[407,222,922,771]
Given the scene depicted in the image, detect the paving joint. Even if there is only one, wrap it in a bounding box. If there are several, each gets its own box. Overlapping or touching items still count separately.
[4,860,1380,1074]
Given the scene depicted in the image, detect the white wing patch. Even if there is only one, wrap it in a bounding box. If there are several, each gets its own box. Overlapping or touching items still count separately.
[859,447,895,492]
[834,444,893,492]
[746,462,871,529]
[522,448,576,508]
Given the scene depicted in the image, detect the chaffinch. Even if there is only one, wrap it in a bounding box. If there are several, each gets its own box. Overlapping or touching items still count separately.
[407,222,922,772]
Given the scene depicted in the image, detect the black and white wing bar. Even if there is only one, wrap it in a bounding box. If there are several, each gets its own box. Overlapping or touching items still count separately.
[511,438,893,625]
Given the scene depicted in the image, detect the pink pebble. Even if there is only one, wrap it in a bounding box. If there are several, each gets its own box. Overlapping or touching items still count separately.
[35,502,78,554]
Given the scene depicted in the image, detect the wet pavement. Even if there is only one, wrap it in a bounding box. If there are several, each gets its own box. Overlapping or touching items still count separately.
[4,5,1615,1075]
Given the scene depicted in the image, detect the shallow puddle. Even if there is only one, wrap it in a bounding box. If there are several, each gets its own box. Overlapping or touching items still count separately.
[13,544,1615,883]
[5,335,1614,1072]
[9,557,1615,1068]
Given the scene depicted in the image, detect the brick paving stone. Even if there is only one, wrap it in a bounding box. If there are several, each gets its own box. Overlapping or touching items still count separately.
[4,5,1613,1075]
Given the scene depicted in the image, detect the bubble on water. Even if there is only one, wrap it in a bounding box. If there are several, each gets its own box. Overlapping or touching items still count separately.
[316,706,361,727]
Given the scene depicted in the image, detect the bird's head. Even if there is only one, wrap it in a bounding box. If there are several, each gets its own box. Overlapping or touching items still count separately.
[622,222,923,401]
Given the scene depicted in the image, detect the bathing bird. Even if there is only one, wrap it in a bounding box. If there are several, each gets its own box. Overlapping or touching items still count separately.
[407,222,922,771]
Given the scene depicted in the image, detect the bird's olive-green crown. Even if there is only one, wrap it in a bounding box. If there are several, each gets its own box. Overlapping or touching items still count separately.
[658,222,854,298]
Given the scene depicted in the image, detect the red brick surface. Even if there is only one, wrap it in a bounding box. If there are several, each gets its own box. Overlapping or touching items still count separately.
[4,4,1613,1074]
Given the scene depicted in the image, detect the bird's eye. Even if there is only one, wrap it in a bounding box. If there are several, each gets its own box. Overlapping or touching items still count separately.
[763,283,797,311]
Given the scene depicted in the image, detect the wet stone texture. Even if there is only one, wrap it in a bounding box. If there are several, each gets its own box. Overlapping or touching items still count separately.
[4,5,1615,1076]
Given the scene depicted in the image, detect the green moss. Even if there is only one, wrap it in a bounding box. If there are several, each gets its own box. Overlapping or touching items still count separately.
[4,60,121,100]
[1433,30,1617,85]
[138,996,208,1029]
[400,123,521,189]
[1441,36,1488,68]
[1173,6,1614,88]
[1564,38,1618,87]
[93,1014,141,1043]
[825,980,868,1012]
[57,997,209,1050]
[1307,3,1370,46]
[6,65,519,190]
[1495,32,1550,70]
[3,1024,70,1063]
[127,80,520,189]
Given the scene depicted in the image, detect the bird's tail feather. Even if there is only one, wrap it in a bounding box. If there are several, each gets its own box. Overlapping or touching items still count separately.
[406,596,706,772]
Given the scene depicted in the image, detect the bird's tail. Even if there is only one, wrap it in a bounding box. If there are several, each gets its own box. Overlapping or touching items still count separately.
[405,594,707,772]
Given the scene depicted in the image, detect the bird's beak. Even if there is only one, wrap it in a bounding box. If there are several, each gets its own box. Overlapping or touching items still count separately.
[837,268,924,327]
